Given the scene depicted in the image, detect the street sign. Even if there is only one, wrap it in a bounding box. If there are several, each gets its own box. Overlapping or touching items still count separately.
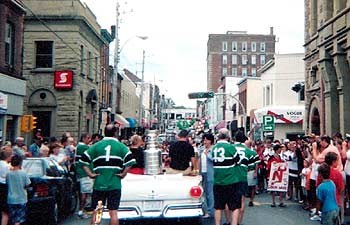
[263,131,274,137]
[188,92,214,99]
[263,115,274,131]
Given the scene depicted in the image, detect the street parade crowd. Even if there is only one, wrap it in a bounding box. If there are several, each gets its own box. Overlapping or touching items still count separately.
[0,127,350,225]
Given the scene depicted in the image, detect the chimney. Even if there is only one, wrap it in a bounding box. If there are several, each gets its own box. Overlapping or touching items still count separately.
[111,25,116,39]
[270,27,274,35]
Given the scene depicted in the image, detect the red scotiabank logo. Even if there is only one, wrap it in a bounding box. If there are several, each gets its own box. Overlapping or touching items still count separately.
[54,70,73,89]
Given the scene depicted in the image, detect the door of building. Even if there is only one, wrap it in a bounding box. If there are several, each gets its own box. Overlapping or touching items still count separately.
[32,111,51,138]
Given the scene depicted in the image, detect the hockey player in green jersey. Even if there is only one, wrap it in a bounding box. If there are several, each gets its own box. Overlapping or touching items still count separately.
[80,124,136,225]
[211,128,240,225]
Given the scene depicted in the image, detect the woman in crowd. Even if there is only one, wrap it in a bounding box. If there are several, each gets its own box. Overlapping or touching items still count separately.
[128,135,145,175]
[199,133,215,218]
[0,146,12,225]
[49,143,68,166]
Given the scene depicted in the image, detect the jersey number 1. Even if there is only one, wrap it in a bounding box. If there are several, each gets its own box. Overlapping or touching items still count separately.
[105,145,111,161]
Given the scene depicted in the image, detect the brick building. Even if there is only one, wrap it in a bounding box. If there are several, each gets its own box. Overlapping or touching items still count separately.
[207,28,276,92]
[0,0,26,143]
[304,0,350,136]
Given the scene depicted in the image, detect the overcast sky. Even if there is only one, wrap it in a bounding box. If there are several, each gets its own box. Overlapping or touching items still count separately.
[81,0,305,108]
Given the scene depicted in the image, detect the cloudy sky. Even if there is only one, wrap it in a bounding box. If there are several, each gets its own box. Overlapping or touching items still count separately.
[81,0,305,107]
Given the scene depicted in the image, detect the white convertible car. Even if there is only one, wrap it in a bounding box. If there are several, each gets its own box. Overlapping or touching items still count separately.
[102,173,204,224]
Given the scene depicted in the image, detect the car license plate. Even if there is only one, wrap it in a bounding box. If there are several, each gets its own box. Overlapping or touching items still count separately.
[143,201,161,211]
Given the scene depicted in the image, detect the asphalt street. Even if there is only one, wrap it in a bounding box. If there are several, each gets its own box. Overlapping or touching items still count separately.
[59,192,334,225]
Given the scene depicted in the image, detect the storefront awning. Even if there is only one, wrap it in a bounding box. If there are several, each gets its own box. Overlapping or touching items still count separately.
[126,118,137,128]
[115,114,129,128]
[254,105,304,124]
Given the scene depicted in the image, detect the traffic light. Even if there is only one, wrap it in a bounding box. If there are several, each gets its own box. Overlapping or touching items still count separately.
[20,115,31,132]
[188,91,215,99]
[29,115,37,131]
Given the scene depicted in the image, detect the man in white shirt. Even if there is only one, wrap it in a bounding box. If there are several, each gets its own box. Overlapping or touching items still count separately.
[282,140,299,201]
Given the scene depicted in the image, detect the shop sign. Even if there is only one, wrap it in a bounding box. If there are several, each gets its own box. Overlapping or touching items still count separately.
[54,70,73,89]
[254,106,304,124]
[0,92,8,114]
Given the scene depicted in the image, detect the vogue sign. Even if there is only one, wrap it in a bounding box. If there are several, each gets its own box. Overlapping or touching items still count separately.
[54,70,73,89]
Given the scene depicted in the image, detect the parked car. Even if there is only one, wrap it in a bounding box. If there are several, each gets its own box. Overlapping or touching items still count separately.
[22,157,78,225]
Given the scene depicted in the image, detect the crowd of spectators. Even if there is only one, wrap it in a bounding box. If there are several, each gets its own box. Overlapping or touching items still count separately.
[1,128,349,225]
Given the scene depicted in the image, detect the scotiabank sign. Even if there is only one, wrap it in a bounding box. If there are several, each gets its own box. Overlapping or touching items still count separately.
[54,70,73,89]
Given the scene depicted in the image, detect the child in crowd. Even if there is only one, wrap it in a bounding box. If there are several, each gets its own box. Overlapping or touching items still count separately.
[316,163,339,225]
[300,159,311,210]
[6,155,31,225]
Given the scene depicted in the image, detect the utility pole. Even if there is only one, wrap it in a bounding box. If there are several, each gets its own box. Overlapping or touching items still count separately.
[111,2,120,121]
[138,50,145,126]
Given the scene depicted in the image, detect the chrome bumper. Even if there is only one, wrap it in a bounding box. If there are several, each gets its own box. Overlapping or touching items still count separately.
[102,203,203,220]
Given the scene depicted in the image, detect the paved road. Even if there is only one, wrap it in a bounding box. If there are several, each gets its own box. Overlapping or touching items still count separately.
[60,192,330,225]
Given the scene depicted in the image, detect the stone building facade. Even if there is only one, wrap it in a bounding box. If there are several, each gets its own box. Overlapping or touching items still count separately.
[0,0,26,143]
[22,0,110,140]
[304,0,350,136]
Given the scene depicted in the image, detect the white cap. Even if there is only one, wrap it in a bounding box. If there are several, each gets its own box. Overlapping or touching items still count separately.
[283,139,290,144]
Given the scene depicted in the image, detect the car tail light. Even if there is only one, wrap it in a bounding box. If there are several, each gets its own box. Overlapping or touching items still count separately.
[190,186,202,198]
[34,184,49,197]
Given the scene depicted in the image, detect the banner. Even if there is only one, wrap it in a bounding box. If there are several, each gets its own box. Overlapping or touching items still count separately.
[267,162,289,192]
[0,92,8,114]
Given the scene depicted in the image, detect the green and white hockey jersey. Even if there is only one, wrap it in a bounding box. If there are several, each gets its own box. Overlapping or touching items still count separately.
[211,140,240,185]
[80,137,136,191]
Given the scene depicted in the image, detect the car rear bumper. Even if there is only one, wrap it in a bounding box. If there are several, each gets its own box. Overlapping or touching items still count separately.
[102,203,203,220]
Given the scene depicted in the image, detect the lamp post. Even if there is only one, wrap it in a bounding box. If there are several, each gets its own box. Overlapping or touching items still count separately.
[215,93,247,134]
[111,35,147,118]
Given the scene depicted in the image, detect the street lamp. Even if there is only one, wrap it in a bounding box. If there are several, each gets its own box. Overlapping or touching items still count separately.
[111,35,148,120]
[119,36,148,55]
[215,93,247,134]
[138,50,146,128]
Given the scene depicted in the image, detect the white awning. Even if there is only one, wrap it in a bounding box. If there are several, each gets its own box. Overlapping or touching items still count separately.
[115,114,130,128]
[254,105,304,124]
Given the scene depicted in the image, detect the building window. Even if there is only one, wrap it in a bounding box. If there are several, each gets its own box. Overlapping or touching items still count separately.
[251,68,257,76]
[80,45,84,74]
[260,42,266,52]
[222,54,227,65]
[5,22,15,67]
[260,54,266,65]
[232,41,237,51]
[222,67,228,76]
[35,41,53,68]
[232,55,237,65]
[242,42,247,52]
[311,0,318,35]
[242,68,247,77]
[242,55,248,65]
[251,55,256,65]
[266,85,271,106]
[251,42,256,52]
[222,41,228,51]
[88,51,92,78]
[232,67,237,76]
[95,57,98,82]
